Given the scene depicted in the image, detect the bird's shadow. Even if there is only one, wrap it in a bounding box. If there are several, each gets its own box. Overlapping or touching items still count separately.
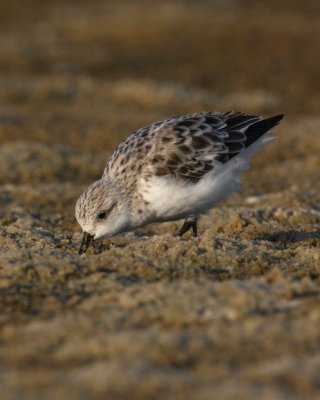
[256,229,320,244]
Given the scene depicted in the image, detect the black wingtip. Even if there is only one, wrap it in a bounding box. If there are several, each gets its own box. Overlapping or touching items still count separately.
[244,113,284,147]
[255,114,285,128]
[271,114,285,124]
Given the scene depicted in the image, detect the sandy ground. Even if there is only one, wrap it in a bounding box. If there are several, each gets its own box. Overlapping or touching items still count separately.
[0,1,319,399]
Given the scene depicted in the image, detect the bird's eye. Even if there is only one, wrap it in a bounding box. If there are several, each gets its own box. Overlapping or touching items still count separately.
[97,211,107,220]
[96,203,116,221]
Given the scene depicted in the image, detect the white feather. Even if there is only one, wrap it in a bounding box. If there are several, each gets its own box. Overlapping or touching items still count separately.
[140,134,276,222]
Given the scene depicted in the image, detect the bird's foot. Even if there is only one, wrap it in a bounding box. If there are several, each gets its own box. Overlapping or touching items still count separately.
[175,216,198,237]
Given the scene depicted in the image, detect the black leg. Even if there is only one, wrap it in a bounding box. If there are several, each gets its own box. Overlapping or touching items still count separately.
[176,216,198,237]
[191,218,197,237]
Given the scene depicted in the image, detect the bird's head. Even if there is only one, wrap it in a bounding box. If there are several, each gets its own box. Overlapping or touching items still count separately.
[75,179,130,253]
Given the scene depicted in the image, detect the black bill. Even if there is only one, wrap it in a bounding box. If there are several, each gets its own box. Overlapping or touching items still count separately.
[79,231,94,254]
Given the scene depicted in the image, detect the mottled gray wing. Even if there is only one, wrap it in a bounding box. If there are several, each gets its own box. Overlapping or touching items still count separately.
[146,112,283,183]
[104,112,283,184]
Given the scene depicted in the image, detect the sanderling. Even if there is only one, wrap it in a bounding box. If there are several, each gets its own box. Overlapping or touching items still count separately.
[76,111,284,254]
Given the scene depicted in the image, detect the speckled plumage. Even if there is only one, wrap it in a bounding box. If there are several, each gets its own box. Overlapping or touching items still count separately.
[76,111,283,252]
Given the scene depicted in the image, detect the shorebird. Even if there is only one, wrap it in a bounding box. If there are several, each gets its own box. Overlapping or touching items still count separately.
[75,111,284,254]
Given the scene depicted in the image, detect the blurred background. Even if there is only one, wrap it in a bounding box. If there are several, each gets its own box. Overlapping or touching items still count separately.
[0,1,320,400]
[0,0,319,200]
[0,0,319,152]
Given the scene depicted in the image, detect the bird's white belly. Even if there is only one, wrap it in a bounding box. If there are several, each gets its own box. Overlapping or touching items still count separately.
[139,164,240,221]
